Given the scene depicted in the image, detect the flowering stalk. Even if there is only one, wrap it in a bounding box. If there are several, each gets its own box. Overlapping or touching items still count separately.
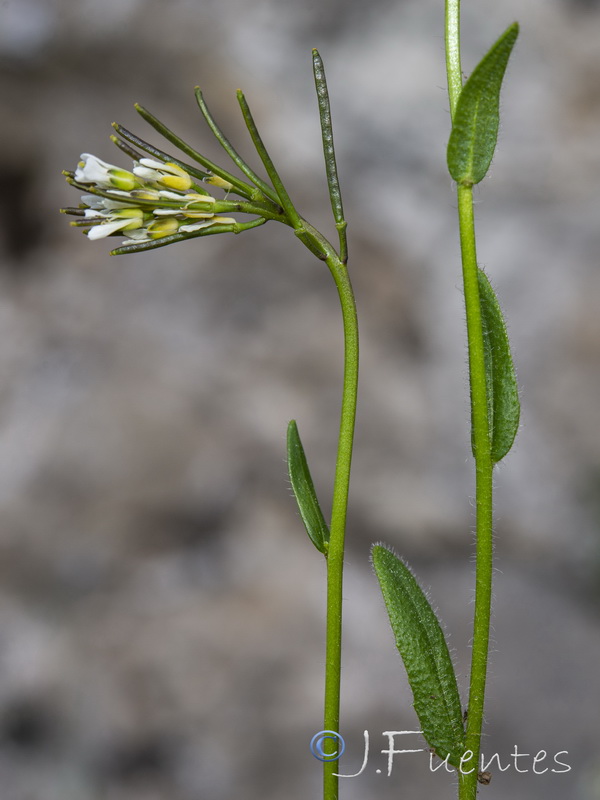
[62,66,358,800]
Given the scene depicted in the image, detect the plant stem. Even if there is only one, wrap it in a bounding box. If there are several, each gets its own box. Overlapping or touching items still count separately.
[195,89,281,205]
[323,254,359,800]
[455,184,494,800]
[445,3,495,797]
[445,0,463,117]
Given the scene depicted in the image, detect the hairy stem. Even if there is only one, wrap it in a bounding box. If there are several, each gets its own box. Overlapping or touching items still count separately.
[323,254,359,800]
[455,184,494,800]
[445,0,463,117]
[445,3,495,798]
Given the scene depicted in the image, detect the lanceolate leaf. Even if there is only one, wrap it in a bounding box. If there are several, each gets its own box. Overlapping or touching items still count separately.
[447,23,519,185]
[477,269,521,462]
[372,545,465,768]
[287,421,330,554]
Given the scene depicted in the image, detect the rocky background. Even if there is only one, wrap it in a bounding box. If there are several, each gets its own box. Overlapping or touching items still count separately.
[0,0,599,798]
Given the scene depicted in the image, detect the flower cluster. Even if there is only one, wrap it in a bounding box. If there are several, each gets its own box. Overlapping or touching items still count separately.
[63,154,236,248]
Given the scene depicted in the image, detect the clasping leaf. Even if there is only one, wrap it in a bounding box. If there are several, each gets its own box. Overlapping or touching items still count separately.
[287,421,330,554]
[372,545,465,767]
[477,269,520,463]
[447,23,519,185]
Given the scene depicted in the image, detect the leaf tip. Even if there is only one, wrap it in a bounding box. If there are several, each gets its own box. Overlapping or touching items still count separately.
[371,542,404,572]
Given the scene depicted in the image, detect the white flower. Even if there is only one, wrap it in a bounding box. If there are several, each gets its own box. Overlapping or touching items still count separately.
[180,215,236,232]
[121,215,237,244]
[123,217,181,243]
[64,149,245,250]
[179,193,218,219]
[81,194,131,211]
[75,154,139,191]
[133,159,193,192]
[84,208,145,240]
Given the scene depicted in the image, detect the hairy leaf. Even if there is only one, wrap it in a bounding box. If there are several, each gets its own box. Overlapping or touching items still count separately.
[477,269,520,462]
[287,421,329,554]
[372,545,465,767]
[447,23,519,185]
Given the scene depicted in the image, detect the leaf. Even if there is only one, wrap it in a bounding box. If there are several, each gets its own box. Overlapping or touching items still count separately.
[477,268,520,462]
[287,421,330,554]
[372,545,465,768]
[447,23,519,185]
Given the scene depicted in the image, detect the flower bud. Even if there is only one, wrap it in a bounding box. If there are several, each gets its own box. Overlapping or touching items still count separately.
[206,175,234,192]
[133,159,193,192]
[145,218,181,239]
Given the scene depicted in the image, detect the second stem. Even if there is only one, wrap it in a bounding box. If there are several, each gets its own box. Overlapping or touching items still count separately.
[323,254,359,800]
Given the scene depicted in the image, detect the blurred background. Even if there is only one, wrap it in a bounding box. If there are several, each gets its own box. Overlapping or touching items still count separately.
[0,0,599,798]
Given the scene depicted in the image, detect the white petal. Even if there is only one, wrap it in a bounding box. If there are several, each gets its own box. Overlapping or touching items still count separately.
[184,193,216,204]
[138,158,165,170]
[180,211,214,219]
[179,216,234,233]
[81,195,131,211]
[87,217,132,240]
[122,230,150,242]
[81,194,104,208]
[179,220,215,233]
[137,159,185,177]
[133,165,161,182]
[75,154,114,185]
[158,190,188,200]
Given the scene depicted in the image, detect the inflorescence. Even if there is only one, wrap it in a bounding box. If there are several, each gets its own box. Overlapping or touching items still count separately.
[61,99,291,256]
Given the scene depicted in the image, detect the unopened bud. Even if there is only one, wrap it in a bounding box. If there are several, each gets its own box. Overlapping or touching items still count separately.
[146,218,181,239]
[206,174,234,192]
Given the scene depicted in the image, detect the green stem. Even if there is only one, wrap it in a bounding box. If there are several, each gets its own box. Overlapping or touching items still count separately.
[131,107,257,201]
[445,0,463,118]
[215,200,286,223]
[445,4,495,797]
[234,82,357,800]
[236,91,304,229]
[109,216,267,256]
[111,124,213,191]
[194,89,282,206]
[455,184,494,800]
[323,254,359,800]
